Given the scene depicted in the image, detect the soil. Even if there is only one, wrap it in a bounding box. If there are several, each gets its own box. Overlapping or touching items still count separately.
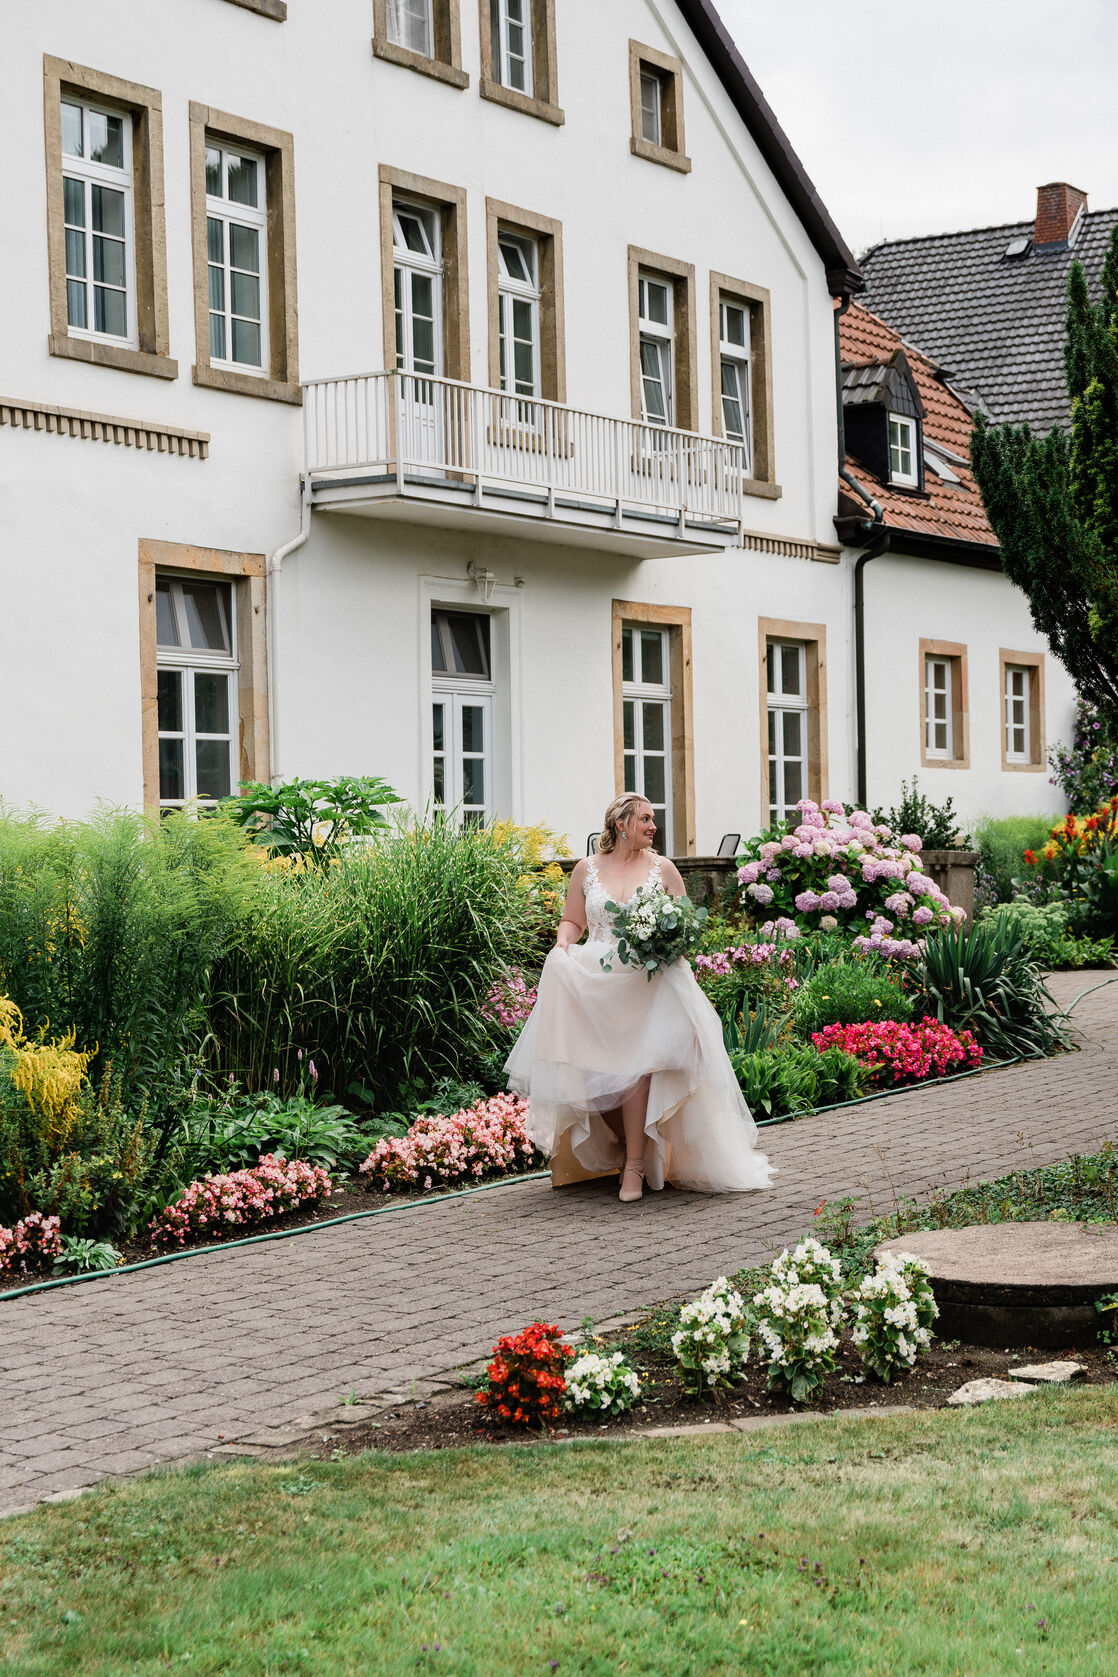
[294,1330,1118,1459]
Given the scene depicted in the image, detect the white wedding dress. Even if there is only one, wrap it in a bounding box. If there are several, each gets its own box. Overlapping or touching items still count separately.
[505,852,774,1193]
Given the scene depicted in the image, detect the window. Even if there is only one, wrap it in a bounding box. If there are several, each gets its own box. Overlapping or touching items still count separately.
[188,102,299,403]
[889,413,918,486]
[431,610,493,823]
[372,0,468,85]
[918,640,968,769]
[156,576,239,808]
[628,42,690,172]
[638,273,673,426]
[380,168,469,385]
[766,640,808,826]
[497,233,540,398]
[394,201,443,376]
[999,649,1044,770]
[479,0,563,124]
[924,656,953,759]
[718,297,752,473]
[1004,665,1031,763]
[205,143,268,373]
[621,627,673,853]
[45,58,175,379]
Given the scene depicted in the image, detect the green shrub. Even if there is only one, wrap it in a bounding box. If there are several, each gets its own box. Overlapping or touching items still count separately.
[918,919,1069,1059]
[175,1087,372,1175]
[220,775,403,864]
[791,957,914,1037]
[972,814,1055,906]
[978,899,1116,971]
[733,1042,869,1118]
[871,777,967,849]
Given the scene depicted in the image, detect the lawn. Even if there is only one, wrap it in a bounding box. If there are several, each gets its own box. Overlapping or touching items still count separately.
[1,1387,1115,1676]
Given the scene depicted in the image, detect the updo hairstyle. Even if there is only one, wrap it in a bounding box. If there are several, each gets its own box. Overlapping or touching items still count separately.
[597,793,652,855]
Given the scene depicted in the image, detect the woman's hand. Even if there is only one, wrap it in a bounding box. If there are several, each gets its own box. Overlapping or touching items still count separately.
[555,918,581,953]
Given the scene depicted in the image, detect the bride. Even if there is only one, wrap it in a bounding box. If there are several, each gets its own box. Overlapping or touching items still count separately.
[506,793,774,1201]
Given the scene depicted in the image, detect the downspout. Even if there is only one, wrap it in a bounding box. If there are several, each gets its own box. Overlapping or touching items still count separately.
[834,294,885,808]
[266,481,311,786]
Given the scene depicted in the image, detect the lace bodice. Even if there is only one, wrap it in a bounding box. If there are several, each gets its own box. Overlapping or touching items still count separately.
[584,852,663,943]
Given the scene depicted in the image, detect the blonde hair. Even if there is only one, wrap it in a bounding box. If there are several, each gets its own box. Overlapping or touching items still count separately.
[597,794,653,854]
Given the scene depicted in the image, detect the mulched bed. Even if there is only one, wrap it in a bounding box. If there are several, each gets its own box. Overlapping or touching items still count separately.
[295,1330,1118,1458]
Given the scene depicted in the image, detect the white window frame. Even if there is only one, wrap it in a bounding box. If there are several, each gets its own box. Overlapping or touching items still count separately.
[387,0,434,56]
[431,610,496,824]
[497,231,541,400]
[638,272,674,428]
[924,655,953,759]
[621,625,673,854]
[156,576,239,809]
[205,140,269,377]
[889,412,919,486]
[719,296,753,473]
[61,97,137,349]
[393,201,444,376]
[493,0,533,94]
[639,69,663,146]
[766,639,809,827]
[1005,664,1031,763]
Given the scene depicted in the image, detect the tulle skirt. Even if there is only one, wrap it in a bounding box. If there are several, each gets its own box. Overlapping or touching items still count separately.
[505,940,774,1194]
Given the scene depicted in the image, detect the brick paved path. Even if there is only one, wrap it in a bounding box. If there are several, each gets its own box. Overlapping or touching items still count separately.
[2,971,1115,1516]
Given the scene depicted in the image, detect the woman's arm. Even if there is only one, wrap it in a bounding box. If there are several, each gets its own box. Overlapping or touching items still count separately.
[661,858,688,900]
[555,860,588,950]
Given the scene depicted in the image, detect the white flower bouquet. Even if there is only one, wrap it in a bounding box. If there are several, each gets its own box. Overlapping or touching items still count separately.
[850,1251,938,1382]
[600,883,708,980]
[563,1350,642,1417]
[671,1276,750,1396]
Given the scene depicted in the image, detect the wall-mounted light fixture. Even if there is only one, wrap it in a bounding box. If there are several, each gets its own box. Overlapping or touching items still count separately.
[466,560,497,603]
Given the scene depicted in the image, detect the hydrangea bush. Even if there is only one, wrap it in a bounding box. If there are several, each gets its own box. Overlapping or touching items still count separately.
[851,1251,938,1382]
[475,1321,572,1427]
[0,1211,63,1277]
[149,1154,331,1250]
[736,799,964,954]
[358,1093,540,1192]
[811,1018,982,1087]
[564,1350,642,1417]
[671,1276,750,1396]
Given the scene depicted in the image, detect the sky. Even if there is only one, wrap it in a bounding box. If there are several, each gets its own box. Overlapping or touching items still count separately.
[715,0,1118,256]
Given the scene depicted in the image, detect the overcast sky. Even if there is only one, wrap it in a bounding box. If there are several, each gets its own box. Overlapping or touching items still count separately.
[715,0,1118,256]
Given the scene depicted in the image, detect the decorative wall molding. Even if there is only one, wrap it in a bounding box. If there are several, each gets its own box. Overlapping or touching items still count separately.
[742,527,841,564]
[1,397,209,458]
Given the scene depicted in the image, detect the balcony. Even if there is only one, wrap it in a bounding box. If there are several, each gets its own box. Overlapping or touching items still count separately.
[302,372,747,557]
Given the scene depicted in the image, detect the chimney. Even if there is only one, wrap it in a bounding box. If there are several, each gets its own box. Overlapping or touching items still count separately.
[1034,182,1088,249]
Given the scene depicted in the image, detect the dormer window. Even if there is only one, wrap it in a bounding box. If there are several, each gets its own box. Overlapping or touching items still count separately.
[888,412,919,486]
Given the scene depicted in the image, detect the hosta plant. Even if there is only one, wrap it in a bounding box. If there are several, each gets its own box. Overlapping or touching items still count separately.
[671,1277,750,1397]
[53,1236,122,1275]
[475,1321,573,1427]
[563,1350,642,1417]
[851,1251,938,1382]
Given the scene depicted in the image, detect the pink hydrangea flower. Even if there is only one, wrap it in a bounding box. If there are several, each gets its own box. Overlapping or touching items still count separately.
[818,891,840,912]
[737,861,761,886]
[748,882,774,904]
[899,834,922,851]
[821,800,846,816]
[912,905,934,926]
[795,890,821,913]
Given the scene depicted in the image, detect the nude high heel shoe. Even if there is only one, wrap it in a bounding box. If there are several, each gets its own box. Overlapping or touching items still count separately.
[619,1159,645,1202]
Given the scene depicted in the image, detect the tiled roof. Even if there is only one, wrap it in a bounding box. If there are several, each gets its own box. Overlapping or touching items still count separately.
[859,209,1118,432]
[839,301,997,548]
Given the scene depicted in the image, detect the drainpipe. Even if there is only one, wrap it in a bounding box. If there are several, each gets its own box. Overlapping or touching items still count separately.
[266,482,311,786]
[833,294,886,809]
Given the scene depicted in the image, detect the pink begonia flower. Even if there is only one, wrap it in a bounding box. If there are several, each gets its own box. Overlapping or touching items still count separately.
[819,914,838,930]
[821,800,846,816]
[818,891,840,912]
[737,861,761,885]
[748,882,774,904]
[900,834,922,851]
[912,905,934,925]
[795,890,821,913]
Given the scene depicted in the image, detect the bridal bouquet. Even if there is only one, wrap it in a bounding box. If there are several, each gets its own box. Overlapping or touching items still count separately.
[600,883,707,980]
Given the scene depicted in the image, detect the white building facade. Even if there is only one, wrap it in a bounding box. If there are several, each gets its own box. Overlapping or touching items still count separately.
[4,0,1074,845]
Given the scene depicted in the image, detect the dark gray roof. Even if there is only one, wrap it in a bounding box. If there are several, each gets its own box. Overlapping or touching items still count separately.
[859,209,1118,432]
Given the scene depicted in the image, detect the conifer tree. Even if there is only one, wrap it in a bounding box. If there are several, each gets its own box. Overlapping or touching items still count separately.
[971,225,1118,725]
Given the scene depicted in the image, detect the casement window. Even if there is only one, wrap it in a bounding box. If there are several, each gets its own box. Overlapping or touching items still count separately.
[497,232,541,399]
[919,640,968,769]
[372,0,467,85]
[486,200,565,402]
[758,620,828,825]
[45,58,175,379]
[621,626,673,853]
[718,297,753,474]
[889,413,919,486]
[156,575,239,808]
[188,103,299,403]
[431,609,494,824]
[388,0,434,55]
[1004,665,1031,763]
[479,0,562,124]
[999,649,1044,770]
[638,273,674,427]
[394,201,443,377]
[205,142,268,374]
[380,167,469,387]
[628,42,690,172]
[61,98,136,345]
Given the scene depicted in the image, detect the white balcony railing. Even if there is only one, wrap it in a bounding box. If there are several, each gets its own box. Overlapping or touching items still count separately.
[303,371,746,534]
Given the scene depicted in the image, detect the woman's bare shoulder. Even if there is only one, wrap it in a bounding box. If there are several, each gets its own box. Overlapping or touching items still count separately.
[568,857,589,886]
[659,856,687,894]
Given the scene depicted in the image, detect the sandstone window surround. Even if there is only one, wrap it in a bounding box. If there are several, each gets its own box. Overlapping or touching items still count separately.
[612,600,695,857]
[627,248,698,431]
[222,0,287,18]
[999,648,1045,772]
[709,272,778,498]
[372,0,468,87]
[44,56,175,380]
[758,618,829,822]
[478,0,563,126]
[379,167,470,381]
[628,41,690,173]
[188,103,299,404]
[919,638,969,770]
[486,199,565,401]
[139,539,268,809]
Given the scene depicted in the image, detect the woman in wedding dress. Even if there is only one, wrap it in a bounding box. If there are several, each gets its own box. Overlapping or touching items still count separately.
[505,794,774,1202]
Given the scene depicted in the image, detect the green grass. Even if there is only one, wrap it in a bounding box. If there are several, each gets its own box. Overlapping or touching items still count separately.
[2,1388,1116,1675]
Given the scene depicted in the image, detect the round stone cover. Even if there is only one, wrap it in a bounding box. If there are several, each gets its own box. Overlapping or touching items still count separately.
[876,1222,1118,1306]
